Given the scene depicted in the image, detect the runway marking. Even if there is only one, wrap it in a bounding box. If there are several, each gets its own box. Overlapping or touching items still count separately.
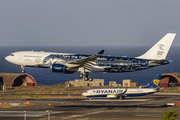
[83,99,151,101]
[62,110,105,120]
[0,111,65,117]
[135,114,161,118]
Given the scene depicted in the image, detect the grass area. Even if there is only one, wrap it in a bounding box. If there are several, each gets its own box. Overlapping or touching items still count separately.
[159,88,180,93]
[11,85,180,93]
[0,94,86,99]
[15,90,85,94]
[1,85,180,99]
[54,83,65,87]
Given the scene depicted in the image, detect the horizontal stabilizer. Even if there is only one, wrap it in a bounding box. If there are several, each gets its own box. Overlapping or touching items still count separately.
[149,59,168,66]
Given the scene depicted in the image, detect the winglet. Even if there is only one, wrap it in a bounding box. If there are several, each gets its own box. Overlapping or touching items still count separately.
[97,50,104,55]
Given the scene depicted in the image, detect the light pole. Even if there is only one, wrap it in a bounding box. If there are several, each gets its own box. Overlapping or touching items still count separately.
[24,111,26,120]
[46,110,52,120]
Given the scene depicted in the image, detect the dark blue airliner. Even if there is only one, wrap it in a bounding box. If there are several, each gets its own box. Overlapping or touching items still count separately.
[5,33,176,81]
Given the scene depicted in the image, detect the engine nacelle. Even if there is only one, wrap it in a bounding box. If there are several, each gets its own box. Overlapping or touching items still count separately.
[51,64,73,74]
[107,95,117,98]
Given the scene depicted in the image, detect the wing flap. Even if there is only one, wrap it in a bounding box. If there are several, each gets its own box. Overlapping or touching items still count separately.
[68,50,104,64]
[66,50,104,69]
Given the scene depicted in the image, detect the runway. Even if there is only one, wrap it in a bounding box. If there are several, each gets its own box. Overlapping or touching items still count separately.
[0,94,180,120]
[83,98,152,101]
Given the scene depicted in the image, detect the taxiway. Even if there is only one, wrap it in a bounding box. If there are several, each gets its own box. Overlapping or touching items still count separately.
[0,93,180,120]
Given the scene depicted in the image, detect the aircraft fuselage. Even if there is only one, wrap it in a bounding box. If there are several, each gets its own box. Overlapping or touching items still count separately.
[5,51,165,73]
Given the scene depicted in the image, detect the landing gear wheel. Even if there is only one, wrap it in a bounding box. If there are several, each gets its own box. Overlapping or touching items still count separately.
[120,96,125,99]
[84,77,89,81]
[22,70,25,73]
[79,74,83,78]
[80,71,93,81]
[89,77,93,82]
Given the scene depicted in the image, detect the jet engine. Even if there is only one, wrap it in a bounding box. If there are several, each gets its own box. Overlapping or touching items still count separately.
[107,95,117,98]
[51,64,73,74]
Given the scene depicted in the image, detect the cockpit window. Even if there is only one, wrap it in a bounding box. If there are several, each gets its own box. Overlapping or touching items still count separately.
[10,54,14,56]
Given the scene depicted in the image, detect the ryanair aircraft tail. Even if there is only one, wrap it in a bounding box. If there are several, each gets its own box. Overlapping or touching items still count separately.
[143,73,161,88]
[136,33,176,60]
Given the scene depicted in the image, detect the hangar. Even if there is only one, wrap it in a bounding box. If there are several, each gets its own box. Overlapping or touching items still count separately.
[161,73,180,87]
[0,73,37,90]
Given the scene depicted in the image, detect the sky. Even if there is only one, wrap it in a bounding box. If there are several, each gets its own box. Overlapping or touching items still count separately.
[0,0,180,47]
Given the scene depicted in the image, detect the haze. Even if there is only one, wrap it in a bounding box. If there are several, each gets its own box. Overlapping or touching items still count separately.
[0,0,179,47]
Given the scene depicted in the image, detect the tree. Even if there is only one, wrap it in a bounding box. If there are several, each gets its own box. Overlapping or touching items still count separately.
[162,110,178,120]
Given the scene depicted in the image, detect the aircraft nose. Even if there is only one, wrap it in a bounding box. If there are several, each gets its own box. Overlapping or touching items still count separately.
[5,56,13,63]
[5,56,10,62]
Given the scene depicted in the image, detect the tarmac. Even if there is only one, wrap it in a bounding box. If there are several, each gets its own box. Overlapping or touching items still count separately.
[0,93,180,120]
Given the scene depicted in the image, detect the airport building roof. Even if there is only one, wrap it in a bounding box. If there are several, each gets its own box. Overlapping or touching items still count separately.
[0,73,37,90]
[161,72,180,87]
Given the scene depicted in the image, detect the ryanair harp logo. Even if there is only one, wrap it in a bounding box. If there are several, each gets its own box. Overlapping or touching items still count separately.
[153,79,160,86]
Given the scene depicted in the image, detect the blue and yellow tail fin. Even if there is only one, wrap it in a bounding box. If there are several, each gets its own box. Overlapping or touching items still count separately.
[144,73,161,88]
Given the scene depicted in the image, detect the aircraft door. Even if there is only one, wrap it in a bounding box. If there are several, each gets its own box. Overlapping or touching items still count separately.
[35,58,41,64]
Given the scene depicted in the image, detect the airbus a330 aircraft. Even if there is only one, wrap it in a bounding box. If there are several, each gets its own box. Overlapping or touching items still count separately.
[5,33,175,81]
[82,73,162,99]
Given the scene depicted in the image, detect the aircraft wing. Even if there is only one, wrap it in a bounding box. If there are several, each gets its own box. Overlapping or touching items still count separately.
[66,50,104,69]
[115,88,128,98]
[107,88,128,98]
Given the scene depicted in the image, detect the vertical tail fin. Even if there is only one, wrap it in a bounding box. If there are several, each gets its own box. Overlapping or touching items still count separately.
[144,73,161,88]
[136,33,176,60]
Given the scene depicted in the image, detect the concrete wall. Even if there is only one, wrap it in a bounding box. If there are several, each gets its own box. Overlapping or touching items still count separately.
[109,81,121,87]
[66,79,104,87]
[123,79,138,87]
[123,79,131,87]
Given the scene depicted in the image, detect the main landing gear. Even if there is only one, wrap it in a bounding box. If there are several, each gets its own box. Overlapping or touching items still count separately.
[120,96,125,99]
[79,73,93,81]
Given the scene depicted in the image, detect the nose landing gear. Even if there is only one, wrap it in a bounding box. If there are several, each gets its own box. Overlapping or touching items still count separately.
[21,66,25,73]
